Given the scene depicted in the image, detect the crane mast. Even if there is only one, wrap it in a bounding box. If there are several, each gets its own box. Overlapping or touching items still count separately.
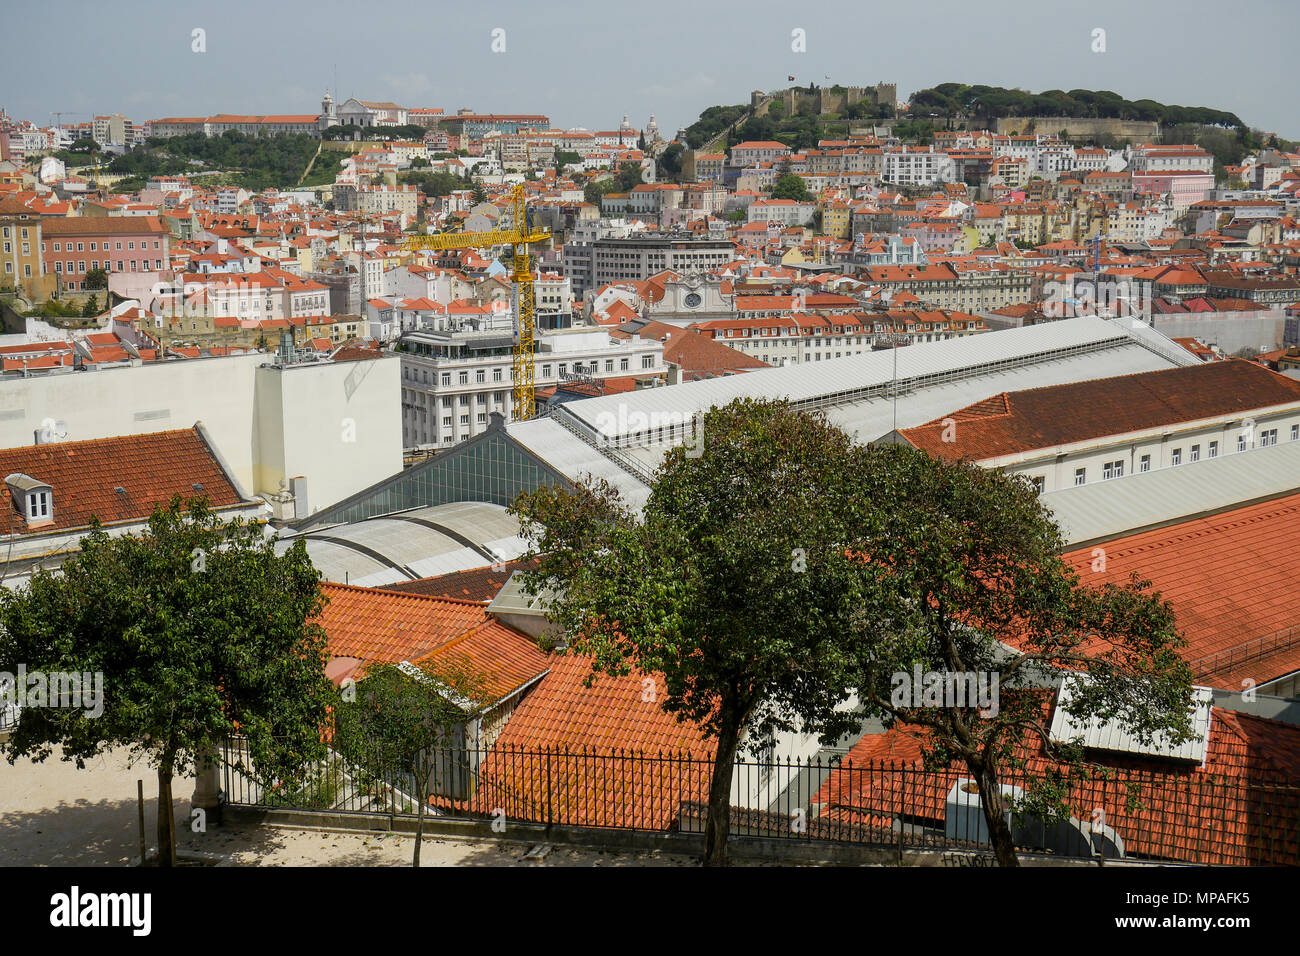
[402,183,549,422]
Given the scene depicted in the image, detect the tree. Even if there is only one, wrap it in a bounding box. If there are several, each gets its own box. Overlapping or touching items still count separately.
[771,174,810,202]
[471,181,489,205]
[615,161,643,192]
[656,143,684,182]
[511,400,1197,868]
[510,399,893,866]
[332,659,488,866]
[0,498,334,865]
[845,443,1195,866]
[84,267,108,291]
[80,294,99,317]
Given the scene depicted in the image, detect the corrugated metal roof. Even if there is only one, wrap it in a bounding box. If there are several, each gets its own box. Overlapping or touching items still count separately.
[276,501,528,585]
[557,317,1191,444]
[507,417,652,511]
[1050,677,1212,765]
[1041,440,1300,546]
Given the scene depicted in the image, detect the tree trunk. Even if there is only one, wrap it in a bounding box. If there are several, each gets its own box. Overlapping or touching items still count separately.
[703,715,743,868]
[156,761,177,868]
[971,759,1019,868]
[414,795,425,868]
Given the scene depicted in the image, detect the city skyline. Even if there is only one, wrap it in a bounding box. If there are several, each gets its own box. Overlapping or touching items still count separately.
[2,0,1296,139]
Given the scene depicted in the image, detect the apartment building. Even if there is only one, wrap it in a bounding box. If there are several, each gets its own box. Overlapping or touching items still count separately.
[881,147,958,187]
[0,197,50,297]
[396,326,666,447]
[40,216,170,290]
[564,233,734,298]
[747,198,815,226]
[730,141,793,167]
[690,309,987,366]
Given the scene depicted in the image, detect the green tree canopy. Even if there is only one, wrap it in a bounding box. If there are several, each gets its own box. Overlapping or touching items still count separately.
[0,497,334,865]
[510,399,1195,866]
[511,400,898,865]
[771,174,811,202]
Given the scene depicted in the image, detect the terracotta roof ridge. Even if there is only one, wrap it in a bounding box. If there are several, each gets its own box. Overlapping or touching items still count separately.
[321,580,490,608]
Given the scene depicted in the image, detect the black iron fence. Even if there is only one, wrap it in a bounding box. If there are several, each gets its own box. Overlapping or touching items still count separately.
[219,738,1300,866]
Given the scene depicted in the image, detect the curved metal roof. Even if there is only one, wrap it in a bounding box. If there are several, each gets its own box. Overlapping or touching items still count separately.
[276,501,528,589]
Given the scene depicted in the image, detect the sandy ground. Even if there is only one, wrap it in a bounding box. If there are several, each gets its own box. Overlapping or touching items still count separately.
[0,745,698,867]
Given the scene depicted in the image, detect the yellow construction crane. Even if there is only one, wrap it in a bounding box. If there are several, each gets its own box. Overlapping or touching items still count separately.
[402,184,550,421]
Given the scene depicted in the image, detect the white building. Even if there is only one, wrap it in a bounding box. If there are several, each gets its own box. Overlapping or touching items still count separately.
[397,327,666,448]
[881,147,957,186]
[0,350,401,517]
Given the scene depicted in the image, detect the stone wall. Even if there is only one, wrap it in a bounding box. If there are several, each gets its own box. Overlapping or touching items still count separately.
[991,116,1160,141]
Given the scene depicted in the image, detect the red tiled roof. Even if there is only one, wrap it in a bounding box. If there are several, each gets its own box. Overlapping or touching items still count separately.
[467,654,715,829]
[1062,493,1300,690]
[317,582,550,701]
[901,361,1300,461]
[813,704,1300,864]
[384,559,536,602]
[0,427,245,533]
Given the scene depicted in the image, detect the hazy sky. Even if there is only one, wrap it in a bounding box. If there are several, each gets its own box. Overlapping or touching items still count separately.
[3,0,1296,138]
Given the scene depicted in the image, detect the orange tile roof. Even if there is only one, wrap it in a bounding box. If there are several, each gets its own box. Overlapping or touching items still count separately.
[384,559,536,602]
[812,704,1300,864]
[0,427,245,533]
[465,654,715,828]
[1062,493,1300,690]
[901,361,1300,462]
[317,582,550,701]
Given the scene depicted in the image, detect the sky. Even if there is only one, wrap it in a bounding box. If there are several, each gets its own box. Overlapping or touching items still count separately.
[3,0,1296,139]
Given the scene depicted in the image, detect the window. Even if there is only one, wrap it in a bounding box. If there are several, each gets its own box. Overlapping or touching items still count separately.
[642,354,654,369]
[1190,444,1200,462]
[1074,467,1086,486]
[442,416,451,427]
[27,491,50,519]
[1102,460,1124,480]
[1171,448,1182,466]
[1237,434,1247,452]
[605,359,614,373]
[440,372,451,386]
[458,395,469,407]
[1292,425,1299,442]
[1261,428,1278,447]
[493,368,503,382]
[458,371,468,385]
[459,414,469,425]
[620,358,629,371]
[1030,476,1045,494]
[542,364,552,377]
[1209,440,1218,458]
[1140,454,1151,473]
